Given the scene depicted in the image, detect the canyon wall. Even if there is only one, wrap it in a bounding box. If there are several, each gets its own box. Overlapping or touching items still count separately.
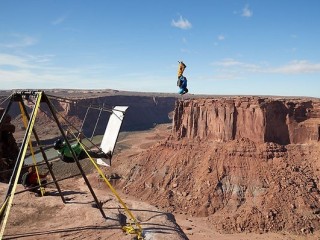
[5,93,177,137]
[120,96,320,235]
[173,97,320,144]
[0,92,178,143]
[54,95,177,133]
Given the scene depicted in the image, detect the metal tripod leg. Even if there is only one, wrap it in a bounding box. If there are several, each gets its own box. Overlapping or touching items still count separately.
[17,97,66,203]
[43,94,107,219]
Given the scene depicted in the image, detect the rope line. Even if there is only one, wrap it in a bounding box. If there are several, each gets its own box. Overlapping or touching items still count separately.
[0,92,42,239]
[19,102,46,196]
[0,95,11,106]
[27,97,101,155]
[67,128,144,239]
[1,91,142,238]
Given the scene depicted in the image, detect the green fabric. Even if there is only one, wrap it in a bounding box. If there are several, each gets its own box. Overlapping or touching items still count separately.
[58,142,82,158]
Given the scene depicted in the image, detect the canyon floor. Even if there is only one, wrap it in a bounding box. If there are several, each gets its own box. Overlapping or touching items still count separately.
[1,124,319,240]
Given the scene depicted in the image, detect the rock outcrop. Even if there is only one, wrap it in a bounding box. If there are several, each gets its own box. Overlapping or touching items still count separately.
[173,97,320,144]
[119,97,320,235]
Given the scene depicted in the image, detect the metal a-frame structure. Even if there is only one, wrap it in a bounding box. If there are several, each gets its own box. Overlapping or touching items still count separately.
[0,90,106,238]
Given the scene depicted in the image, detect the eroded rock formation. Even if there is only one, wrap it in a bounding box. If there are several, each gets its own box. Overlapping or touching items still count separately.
[119,97,320,235]
[173,97,320,144]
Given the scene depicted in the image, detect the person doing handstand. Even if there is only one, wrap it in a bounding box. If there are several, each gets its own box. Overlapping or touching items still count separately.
[177,61,188,95]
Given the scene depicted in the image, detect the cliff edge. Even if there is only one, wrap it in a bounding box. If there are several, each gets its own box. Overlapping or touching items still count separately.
[173,97,320,144]
[117,97,320,235]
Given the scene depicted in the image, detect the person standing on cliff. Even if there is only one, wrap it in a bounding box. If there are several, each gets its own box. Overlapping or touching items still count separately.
[177,61,188,95]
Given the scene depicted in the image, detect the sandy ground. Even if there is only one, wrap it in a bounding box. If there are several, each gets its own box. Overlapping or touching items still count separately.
[1,124,320,239]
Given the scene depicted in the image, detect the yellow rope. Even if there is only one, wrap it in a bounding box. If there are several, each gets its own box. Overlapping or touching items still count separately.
[0,198,9,218]
[19,103,46,196]
[82,143,143,239]
[68,129,144,240]
[0,92,42,239]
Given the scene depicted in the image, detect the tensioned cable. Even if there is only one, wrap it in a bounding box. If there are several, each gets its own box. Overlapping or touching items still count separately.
[28,97,103,154]
[0,95,12,106]
[50,104,103,153]
[0,158,60,175]
[14,173,82,195]
[0,95,112,175]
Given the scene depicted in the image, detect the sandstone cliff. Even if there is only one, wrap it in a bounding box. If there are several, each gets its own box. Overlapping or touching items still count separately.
[118,97,320,235]
[173,97,320,144]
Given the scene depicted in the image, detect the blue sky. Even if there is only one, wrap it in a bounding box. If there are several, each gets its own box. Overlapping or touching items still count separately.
[1,1,320,97]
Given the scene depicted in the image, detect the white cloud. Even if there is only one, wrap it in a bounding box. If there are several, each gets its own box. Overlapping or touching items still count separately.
[218,34,225,41]
[212,58,259,70]
[272,60,320,74]
[180,48,191,53]
[0,53,122,89]
[213,58,241,67]
[0,53,55,69]
[0,65,84,89]
[51,15,67,25]
[0,69,38,83]
[0,54,34,68]
[242,5,253,18]
[171,16,192,30]
[212,58,320,75]
[0,34,37,48]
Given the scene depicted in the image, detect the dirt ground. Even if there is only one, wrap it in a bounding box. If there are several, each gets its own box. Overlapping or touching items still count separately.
[1,124,320,240]
[107,124,320,240]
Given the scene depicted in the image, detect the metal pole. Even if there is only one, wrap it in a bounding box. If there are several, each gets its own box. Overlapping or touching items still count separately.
[0,94,14,130]
[79,105,91,134]
[0,92,42,237]
[43,94,107,219]
[91,103,104,140]
[15,173,82,195]
[18,96,66,203]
